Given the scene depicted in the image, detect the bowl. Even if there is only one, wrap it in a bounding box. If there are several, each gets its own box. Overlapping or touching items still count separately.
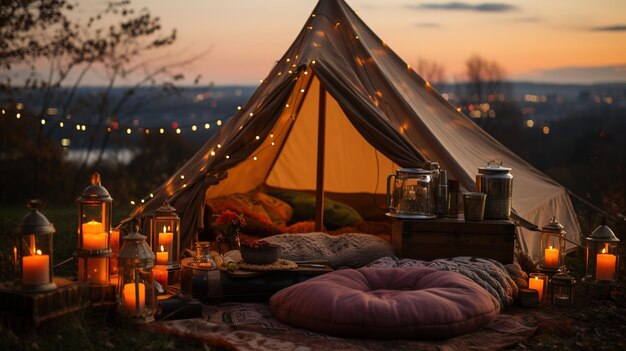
[240,241,281,265]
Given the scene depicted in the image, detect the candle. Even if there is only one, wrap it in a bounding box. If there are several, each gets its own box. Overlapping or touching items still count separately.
[123,282,146,315]
[596,248,617,281]
[154,265,168,289]
[528,276,545,300]
[22,250,50,286]
[544,246,559,268]
[82,220,108,250]
[158,226,174,255]
[156,245,169,265]
[78,257,108,283]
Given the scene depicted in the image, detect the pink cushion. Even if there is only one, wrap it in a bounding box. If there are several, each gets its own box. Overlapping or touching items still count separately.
[270,267,499,339]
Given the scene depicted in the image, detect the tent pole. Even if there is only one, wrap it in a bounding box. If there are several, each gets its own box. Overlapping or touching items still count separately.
[315,84,327,232]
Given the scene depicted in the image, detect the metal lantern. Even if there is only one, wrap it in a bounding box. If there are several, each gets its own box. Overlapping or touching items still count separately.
[551,269,575,306]
[75,172,112,284]
[539,217,566,273]
[16,200,57,292]
[150,202,181,268]
[117,227,156,323]
[584,222,620,285]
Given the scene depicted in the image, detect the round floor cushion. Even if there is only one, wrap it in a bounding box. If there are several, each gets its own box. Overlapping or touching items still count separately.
[270,267,500,339]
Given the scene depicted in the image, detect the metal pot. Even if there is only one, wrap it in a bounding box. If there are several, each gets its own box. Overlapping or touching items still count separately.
[475,161,513,219]
[386,168,435,219]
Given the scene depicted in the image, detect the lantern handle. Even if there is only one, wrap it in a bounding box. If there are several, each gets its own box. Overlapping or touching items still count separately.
[27,199,42,210]
[91,172,101,186]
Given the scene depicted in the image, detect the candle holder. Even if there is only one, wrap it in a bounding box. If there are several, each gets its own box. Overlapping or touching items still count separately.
[539,217,566,275]
[16,200,57,292]
[583,221,620,286]
[551,268,575,307]
[528,272,547,301]
[117,226,156,324]
[74,173,113,285]
[149,202,181,269]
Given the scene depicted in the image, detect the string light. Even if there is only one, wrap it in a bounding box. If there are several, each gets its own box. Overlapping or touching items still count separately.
[226,155,230,159]
[217,144,221,148]
[160,128,165,134]
[180,175,185,180]
[60,122,64,127]
[210,150,215,156]
[40,119,46,125]
[150,193,154,198]
[81,125,86,131]
[130,200,136,205]
[255,135,260,140]
[253,156,257,161]
[140,199,145,204]
[249,112,254,117]
[204,123,210,129]
[16,113,21,119]
[145,129,150,134]
[126,128,131,134]
[217,120,222,126]
[176,128,181,134]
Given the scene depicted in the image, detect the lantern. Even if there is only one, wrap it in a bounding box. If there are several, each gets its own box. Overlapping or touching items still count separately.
[584,222,620,285]
[551,269,575,306]
[16,200,57,292]
[75,172,112,284]
[117,227,156,323]
[539,217,566,273]
[149,202,181,268]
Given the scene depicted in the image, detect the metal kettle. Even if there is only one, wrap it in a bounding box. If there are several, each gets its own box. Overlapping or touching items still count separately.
[475,161,513,219]
[386,168,435,219]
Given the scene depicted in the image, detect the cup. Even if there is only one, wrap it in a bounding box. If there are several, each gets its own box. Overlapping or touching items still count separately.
[528,273,547,301]
[463,192,486,221]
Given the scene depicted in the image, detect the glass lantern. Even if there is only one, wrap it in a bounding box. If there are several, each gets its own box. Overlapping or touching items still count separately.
[74,172,113,284]
[149,202,181,268]
[539,217,566,274]
[16,200,57,292]
[551,269,575,306]
[117,227,156,323]
[584,222,620,285]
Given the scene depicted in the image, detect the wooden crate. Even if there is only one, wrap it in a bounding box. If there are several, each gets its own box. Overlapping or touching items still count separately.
[391,217,516,264]
[0,277,89,327]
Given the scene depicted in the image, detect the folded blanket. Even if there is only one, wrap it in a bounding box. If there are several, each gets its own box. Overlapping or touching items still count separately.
[366,256,523,308]
[264,232,394,269]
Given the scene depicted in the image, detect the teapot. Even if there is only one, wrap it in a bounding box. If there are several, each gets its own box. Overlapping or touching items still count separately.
[386,168,435,219]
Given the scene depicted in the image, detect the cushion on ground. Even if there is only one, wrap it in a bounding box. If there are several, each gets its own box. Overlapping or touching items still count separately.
[270,267,500,339]
[268,190,363,229]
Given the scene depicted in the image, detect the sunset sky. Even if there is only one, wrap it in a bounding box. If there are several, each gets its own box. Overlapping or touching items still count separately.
[79,0,626,85]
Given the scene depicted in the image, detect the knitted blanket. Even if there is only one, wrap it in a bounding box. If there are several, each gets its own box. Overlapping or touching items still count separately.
[366,256,525,308]
[264,232,394,269]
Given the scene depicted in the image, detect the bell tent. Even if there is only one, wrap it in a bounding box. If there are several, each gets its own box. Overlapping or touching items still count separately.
[129,0,581,260]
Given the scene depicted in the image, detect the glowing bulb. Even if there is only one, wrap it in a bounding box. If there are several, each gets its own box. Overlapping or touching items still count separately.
[160,128,164,134]
[176,128,181,134]
[253,156,257,161]
[271,142,275,146]
[150,193,154,198]
[285,104,290,108]
[40,119,46,125]
[141,199,145,204]
[180,175,185,179]
[81,125,86,131]
[217,144,221,148]
[312,60,316,64]
[286,58,290,62]
[76,125,81,131]
[249,112,254,117]
[210,151,215,156]
[270,134,274,138]
[217,120,222,126]
[226,155,230,159]
[355,35,359,39]
[16,113,21,118]
[259,79,264,83]
[130,200,136,205]
[304,71,308,75]
[255,135,260,140]
[192,125,197,131]
[204,123,210,129]
[182,184,187,188]
[59,122,64,128]
[300,89,305,93]
[145,129,150,134]
[126,128,131,134]
[237,106,242,110]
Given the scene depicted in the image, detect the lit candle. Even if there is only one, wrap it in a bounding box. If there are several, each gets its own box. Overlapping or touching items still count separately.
[156,245,169,265]
[528,276,545,300]
[544,245,559,268]
[22,250,50,286]
[158,226,173,255]
[123,282,146,315]
[82,220,108,250]
[596,248,616,281]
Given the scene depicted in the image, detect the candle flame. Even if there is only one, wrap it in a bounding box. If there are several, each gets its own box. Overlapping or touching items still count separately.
[549,245,553,249]
[160,245,165,252]
[36,249,42,255]
[163,226,167,233]
[601,248,606,254]
[534,276,538,280]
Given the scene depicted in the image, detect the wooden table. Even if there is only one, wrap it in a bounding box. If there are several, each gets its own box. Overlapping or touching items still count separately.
[390,217,516,264]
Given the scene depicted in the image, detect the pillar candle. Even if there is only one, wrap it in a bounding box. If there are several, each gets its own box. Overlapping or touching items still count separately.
[22,251,50,286]
[544,246,559,268]
[123,282,146,315]
[156,245,169,265]
[82,220,107,250]
[158,227,174,255]
[596,249,617,281]
[528,276,545,300]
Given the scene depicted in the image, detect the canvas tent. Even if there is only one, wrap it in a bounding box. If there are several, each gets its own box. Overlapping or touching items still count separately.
[129,0,581,260]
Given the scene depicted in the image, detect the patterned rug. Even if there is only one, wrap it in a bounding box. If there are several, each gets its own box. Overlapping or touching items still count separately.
[150,302,538,351]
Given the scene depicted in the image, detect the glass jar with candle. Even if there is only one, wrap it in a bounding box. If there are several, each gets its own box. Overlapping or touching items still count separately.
[193,241,216,269]
[117,226,156,324]
[583,221,620,285]
[16,200,57,292]
[75,173,113,284]
[539,217,566,274]
[528,273,547,301]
